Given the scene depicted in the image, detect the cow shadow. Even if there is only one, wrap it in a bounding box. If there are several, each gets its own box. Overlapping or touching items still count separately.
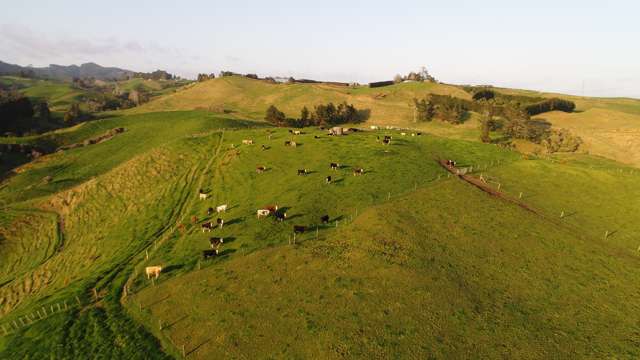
[222,236,236,244]
[166,314,188,329]
[218,248,237,257]
[330,178,344,184]
[163,264,184,274]
[225,218,243,226]
[225,204,240,211]
[285,213,304,221]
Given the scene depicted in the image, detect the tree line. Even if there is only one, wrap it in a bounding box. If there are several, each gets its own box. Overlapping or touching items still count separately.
[265,102,367,127]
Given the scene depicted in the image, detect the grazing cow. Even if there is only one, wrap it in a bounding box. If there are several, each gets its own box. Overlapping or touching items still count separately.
[217,218,224,228]
[314,135,320,139]
[207,207,214,216]
[297,169,308,176]
[261,145,268,151]
[321,215,330,224]
[199,190,207,200]
[353,168,364,176]
[275,211,287,222]
[201,222,214,232]
[257,209,270,218]
[384,135,392,140]
[417,132,422,136]
[216,204,227,213]
[293,225,306,234]
[242,139,254,145]
[191,215,198,224]
[256,166,266,173]
[401,132,406,136]
[203,249,218,259]
[411,133,416,137]
[284,140,291,146]
[326,175,332,184]
[383,139,390,145]
[330,162,340,170]
[209,237,224,248]
[293,130,301,135]
[177,223,186,234]
[145,266,162,279]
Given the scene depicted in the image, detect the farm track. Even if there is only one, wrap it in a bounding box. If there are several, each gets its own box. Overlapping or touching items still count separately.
[438,160,605,245]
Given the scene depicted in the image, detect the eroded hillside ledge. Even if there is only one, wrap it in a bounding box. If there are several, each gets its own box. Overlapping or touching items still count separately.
[56,127,126,151]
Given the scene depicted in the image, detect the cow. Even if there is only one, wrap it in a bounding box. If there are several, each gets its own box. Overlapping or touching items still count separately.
[199,190,207,200]
[353,168,364,176]
[256,166,266,173]
[384,135,392,141]
[207,207,214,216]
[383,139,390,145]
[321,215,330,224]
[275,211,287,222]
[177,223,186,234]
[330,162,340,170]
[290,141,297,147]
[203,249,218,259]
[293,225,306,234]
[145,266,162,279]
[261,145,269,151]
[293,130,301,135]
[216,218,224,228]
[297,169,308,176]
[284,141,291,146]
[257,209,270,218]
[411,133,416,137]
[401,132,406,136]
[216,204,227,213]
[314,135,320,139]
[417,132,422,136]
[191,215,199,224]
[242,139,254,145]
[209,237,224,249]
[325,175,332,184]
[202,222,214,232]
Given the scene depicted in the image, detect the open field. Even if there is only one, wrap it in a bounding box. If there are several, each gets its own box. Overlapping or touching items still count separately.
[1,108,639,357]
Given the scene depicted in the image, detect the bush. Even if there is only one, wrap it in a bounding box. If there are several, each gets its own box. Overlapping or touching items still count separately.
[369,81,394,88]
[472,89,495,101]
[265,105,286,126]
[543,129,582,153]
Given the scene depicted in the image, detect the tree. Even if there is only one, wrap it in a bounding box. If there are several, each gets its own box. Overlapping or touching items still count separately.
[414,98,435,122]
[64,103,81,123]
[393,74,403,83]
[265,105,286,126]
[300,106,309,124]
[36,102,50,122]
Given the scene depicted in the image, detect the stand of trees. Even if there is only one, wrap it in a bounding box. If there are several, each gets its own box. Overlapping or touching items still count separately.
[197,73,216,82]
[132,70,174,80]
[265,102,366,127]
[414,95,470,124]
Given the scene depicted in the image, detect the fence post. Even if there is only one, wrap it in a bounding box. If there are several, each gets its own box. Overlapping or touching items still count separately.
[560,211,564,218]
[387,192,391,200]
[76,296,82,307]
[497,183,501,191]
[146,249,149,260]
[12,320,18,330]
[2,324,7,335]
[604,231,609,239]
[519,192,522,199]
[42,307,47,317]
[182,345,186,357]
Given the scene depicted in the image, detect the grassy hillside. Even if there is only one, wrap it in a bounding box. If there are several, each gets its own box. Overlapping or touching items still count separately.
[1,110,639,357]
[132,76,470,126]
[0,76,87,112]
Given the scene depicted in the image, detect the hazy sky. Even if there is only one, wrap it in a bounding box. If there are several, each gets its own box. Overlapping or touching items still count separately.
[1,0,639,97]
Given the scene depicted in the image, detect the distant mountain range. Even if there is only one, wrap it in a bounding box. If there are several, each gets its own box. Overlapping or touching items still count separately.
[0,60,134,81]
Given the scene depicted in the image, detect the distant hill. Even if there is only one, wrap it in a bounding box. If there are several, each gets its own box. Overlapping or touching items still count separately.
[0,60,134,81]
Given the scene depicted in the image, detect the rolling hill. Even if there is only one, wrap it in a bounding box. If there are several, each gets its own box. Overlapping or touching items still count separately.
[1,109,639,358]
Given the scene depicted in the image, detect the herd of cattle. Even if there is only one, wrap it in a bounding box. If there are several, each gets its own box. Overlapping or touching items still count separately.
[145,127,421,280]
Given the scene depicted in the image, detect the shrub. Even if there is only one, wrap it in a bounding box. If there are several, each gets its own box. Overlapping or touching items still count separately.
[265,105,286,126]
[524,98,575,116]
[542,129,582,153]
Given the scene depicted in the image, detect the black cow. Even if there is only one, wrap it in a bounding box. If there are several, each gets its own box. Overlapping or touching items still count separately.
[207,207,214,216]
[293,225,306,234]
[314,135,320,139]
[203,249,219,259]
[330,162,339,170]
[325,176,332,184]
[284,141,291,146]
[321,215,330,224]
[353,168,364,176]
[261,145,269,151]
[297,169,308,176]
[201,222,214,232]
[382,139,390,145]
[275,212,287,222]
[209,237,224,249]
[216,218,224,228]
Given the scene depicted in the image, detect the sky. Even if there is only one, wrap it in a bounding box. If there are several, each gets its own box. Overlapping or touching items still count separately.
[1,0,639,98]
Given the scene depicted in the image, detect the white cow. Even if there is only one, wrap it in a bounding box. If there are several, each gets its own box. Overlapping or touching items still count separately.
[145,266,162,279]
[257,209,270,218]
[401,132,407,136]
[293,130,301,135]
[242,139,254,145]
[199,193,208,200]
[216,204,227,213]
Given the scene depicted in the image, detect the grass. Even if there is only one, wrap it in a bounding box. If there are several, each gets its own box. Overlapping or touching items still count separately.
[0,76,87,112]
[1,104,639,358]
